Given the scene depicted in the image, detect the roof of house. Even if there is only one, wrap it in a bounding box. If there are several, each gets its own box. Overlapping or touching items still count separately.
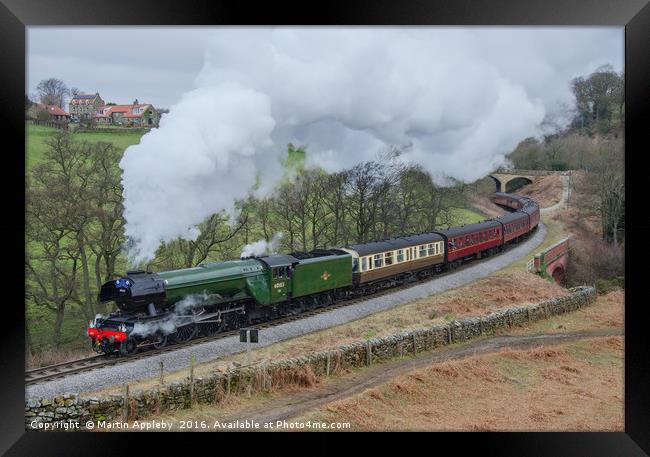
[38,104,70,117]
[71,93,99,100]
[94,104,152,118]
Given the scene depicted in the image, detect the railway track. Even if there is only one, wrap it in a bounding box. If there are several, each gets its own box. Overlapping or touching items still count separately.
[25,228,539,386]
[25,289,395,385]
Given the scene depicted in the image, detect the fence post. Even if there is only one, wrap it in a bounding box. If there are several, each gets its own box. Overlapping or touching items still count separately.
[122,384,130,422]
[159,360,164,386]
[326,352,331,376]
[226,368,231,397]
[412,333,418,356]
[366,340,372,366]
[189,354,195,406]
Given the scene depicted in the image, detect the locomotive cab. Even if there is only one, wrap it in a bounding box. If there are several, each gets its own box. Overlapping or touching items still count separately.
[257,254,300,303]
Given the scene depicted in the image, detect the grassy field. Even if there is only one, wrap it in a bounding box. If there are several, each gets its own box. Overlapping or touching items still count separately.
[26,123,145,167]
[445,207,485,226]
[298,336,623,431]
[128,289,623,432]
[295,291,623,431]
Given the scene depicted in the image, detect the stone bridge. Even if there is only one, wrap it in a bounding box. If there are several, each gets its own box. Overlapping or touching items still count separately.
[489,168,561,193]
[527,237,571,285]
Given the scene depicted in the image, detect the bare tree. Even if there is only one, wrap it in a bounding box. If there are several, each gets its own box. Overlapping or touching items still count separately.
[345,161,388,243]
[322,171,349,246]
[152,212,249,270]
[274,183,298,252]
[26,132,86,346]
[36,78,70,109]
[578,138,624,245]
[84,142,126,294]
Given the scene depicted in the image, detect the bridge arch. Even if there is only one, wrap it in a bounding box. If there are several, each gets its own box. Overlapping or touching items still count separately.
[505,176,533,193]
[489,169,558,193]
[551,265,566,286]
[488,175,502,193]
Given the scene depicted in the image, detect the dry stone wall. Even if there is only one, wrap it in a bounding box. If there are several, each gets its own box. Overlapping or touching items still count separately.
[26,286,596,430]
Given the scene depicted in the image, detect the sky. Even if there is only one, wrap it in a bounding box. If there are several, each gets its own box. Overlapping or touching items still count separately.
[27,27,624,263]
[27,27,623,109]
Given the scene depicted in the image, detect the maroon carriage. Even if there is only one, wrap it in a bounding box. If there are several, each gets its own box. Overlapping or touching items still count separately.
[436,219,503,265]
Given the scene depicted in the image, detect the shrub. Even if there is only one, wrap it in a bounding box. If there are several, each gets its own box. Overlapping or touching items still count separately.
[595,276,625,294]
[566,237,624,288]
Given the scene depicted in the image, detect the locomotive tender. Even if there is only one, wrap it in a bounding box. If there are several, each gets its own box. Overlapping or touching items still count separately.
[88,193,539,356]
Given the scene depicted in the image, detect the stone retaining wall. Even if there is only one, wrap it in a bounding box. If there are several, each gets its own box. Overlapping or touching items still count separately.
[25,286,596,429]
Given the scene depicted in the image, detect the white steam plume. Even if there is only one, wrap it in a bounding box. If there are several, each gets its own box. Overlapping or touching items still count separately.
[240,232,284,258]
[129,292,214,338]
[120,28,600,263]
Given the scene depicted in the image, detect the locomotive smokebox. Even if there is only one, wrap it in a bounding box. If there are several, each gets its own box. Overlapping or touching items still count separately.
[99,270,167,313]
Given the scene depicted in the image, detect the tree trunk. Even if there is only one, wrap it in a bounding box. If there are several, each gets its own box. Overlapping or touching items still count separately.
[25,319,34,357]
[77,236,95,320]
[53,302,65,348]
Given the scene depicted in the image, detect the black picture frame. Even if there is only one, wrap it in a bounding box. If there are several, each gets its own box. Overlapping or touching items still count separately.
[3,0,648,454]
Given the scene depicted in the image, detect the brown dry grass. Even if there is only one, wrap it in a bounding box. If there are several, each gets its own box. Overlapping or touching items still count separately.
[517,174,563,208]
[547,171,601,240]
[26,347,95,370]
[468,194,506,218]
[130,286,623,431]
[506,289,623,336]
[299,335,624,431]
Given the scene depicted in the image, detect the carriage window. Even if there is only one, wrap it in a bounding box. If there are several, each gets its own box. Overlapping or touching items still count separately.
[361,257,368,272]
[385,251,393,266]
[396,249,404,263]
[352,258,359,272]
[427,243,434,255]
[466,236,470,245]
[374,254,384,268]
[419,245,427,257]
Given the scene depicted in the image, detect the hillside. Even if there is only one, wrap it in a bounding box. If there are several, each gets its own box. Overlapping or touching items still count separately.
[26,123,144,167]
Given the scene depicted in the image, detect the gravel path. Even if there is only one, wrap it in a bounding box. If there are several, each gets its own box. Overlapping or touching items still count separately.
[27,223,546,400]
[215,329,623,426]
